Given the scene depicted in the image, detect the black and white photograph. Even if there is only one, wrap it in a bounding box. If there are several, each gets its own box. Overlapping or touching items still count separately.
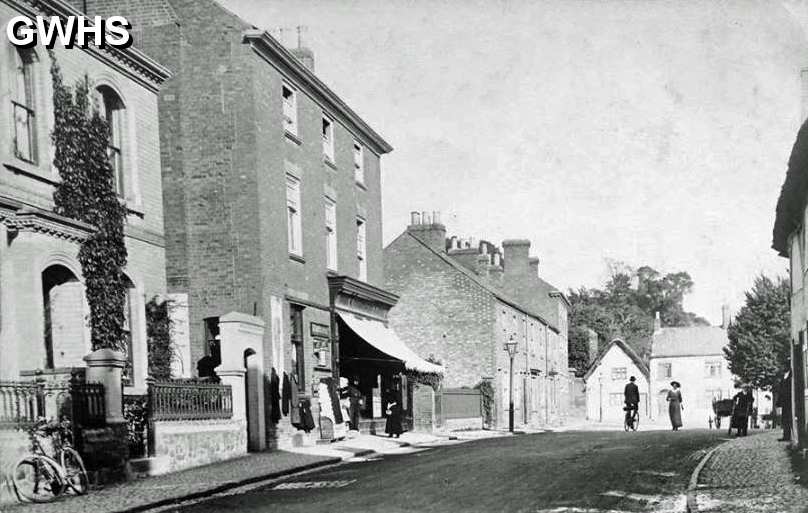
[0,1,807,512]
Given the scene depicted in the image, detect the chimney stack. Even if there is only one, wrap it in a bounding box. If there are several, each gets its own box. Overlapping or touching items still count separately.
[654,311,662,332]
[407,210,446,253]
[493,252,501,267]
[528,257,540,277]
[475,254,490,277]
[721,304,731,329]
[502,240,531,277]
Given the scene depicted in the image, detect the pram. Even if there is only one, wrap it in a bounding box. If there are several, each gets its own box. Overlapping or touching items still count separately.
[711,398,734,429]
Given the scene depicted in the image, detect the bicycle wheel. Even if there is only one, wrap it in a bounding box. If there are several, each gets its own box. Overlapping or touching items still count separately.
[61,447,89,495]
[631,411,639,431]
[12,455,63,503]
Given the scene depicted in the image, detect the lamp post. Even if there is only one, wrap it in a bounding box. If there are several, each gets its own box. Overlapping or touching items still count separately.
[505,336,518,433]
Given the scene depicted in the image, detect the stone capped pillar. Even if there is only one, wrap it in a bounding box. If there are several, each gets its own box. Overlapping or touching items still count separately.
[215,312,266,452]
[84,348,126,423]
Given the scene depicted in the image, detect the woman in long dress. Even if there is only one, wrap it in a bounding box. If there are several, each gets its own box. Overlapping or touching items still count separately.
[385,401,403,438]
[667,381,683,431]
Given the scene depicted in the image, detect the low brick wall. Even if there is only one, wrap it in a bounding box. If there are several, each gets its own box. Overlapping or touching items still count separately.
[152,419,247,474]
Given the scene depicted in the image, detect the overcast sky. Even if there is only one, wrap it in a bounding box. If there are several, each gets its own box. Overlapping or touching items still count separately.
[222,0,808,325]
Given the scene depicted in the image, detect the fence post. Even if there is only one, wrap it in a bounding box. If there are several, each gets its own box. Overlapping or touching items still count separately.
[146,376,155,457]
[84,348,126,424]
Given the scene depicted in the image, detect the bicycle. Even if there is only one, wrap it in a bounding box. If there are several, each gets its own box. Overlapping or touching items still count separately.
[624,404,639,432]
[11,418,88,503]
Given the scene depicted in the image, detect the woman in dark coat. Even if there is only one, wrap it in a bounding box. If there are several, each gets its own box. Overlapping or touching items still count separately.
[730,386,754,437]
[385,400,403,438]
[667,381,683,431]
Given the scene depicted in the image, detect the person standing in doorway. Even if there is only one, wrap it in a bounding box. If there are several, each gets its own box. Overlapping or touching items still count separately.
[777,370,793,442]
[667,381,683,431]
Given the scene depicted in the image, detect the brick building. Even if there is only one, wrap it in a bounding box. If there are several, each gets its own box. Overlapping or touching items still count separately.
[79,0,440,448]
[0,0,170,393]
[384,213,573,428]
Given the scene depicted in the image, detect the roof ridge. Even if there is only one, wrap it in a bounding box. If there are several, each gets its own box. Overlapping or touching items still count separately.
[405,232,559,333]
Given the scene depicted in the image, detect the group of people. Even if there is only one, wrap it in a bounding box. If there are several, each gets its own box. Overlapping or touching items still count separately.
[338,377,405,438]
[622,377,765,434]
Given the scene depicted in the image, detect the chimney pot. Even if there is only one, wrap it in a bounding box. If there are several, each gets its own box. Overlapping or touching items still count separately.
[410,211,421,225]
[721,304,731,329]
[654,311,662,332]
[433,211,441,225]
[421,211,430,225]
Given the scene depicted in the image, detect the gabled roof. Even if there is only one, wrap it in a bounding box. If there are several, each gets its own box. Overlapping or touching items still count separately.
[403,232,559,333]
[584,338,649,381]
[650,326,728,358]
[773,118,808,256]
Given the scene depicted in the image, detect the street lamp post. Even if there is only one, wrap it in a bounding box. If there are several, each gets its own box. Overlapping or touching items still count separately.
[505,336,518,433]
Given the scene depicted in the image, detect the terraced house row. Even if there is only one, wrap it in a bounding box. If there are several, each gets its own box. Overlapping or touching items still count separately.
[0,0,573,480]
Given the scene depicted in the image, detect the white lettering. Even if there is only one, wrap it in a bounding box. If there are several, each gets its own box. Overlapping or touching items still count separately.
[36,15,76,49]
[76,15,103,47]
[105,16,132,48]
[6,16,35,47]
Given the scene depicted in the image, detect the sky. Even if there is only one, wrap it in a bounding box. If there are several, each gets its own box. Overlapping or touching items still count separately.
[221,0,808,325]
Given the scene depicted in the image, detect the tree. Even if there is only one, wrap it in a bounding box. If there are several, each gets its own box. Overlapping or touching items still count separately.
[724,275,790,390]
[50,53,129,352]
[567,261,708,375]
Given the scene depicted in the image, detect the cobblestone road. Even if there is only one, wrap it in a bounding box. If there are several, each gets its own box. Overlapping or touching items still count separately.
[1,451,338,513]
[696,430,808,512]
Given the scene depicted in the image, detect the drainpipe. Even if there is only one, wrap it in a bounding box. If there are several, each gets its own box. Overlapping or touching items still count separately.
[545,326,549,425]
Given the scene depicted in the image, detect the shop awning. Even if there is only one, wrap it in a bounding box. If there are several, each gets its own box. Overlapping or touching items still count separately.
[338,312,444,375]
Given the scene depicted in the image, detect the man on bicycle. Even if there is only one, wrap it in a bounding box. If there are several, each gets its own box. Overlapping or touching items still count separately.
[624,375,640,421]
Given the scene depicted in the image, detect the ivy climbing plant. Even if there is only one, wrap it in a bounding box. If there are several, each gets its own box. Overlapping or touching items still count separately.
[146,296,175,380]
[50,52,129,352]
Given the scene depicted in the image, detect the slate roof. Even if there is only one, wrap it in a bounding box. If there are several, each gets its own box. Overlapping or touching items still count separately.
[773,118,808,256]
[650,326,728,358]
[584,338,649,381]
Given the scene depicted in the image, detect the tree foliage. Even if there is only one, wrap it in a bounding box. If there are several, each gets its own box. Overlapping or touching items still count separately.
[146,296,175,380]
[724,275,790,391]
[50,53,128,352]
[567,261,709,375]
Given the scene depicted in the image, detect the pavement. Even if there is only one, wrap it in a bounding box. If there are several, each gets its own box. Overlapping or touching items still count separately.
[0,431,462,513]
[692,429,808,512]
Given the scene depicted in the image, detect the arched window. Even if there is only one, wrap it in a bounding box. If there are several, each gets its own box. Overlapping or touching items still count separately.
[13,48,37,163]
[96,86,126,198]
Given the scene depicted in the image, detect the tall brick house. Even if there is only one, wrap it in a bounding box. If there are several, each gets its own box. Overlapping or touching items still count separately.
[0,0,170,394]
[384,212,572,428]
[80,0,439,448]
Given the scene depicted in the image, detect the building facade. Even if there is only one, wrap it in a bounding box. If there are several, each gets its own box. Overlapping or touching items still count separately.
[0,0,170,394]
[584,339,650,423]
[648,315,737,428]
[81,0,412,448]
[773,117,808,447]
[384,213,572,428]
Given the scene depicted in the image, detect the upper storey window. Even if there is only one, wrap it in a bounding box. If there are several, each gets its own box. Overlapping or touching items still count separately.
[12,48,37,164]
[97,86,126,198]
[353,142,364,184]
[282,84,298,136]
[322,116,335,162]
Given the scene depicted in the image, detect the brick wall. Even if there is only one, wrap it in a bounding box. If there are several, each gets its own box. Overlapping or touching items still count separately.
[152,418,247,474]
[385,233,497,389]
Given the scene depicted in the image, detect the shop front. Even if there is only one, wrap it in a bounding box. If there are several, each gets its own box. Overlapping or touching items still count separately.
[328,276,442,434]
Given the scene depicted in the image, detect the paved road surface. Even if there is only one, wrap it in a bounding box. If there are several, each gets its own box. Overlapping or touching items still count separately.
[167,429,726,513]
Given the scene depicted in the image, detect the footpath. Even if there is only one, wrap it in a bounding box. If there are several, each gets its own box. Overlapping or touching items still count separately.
[692,430,808,512]
[1,431,459,513]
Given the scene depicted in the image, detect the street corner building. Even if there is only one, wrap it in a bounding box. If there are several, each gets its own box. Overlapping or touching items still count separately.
[647,310,737,428]
[583,338,650,423]
[773,111,808,447]
[383,212,574,430]
[76,0,442,452]
[0,0,170,397]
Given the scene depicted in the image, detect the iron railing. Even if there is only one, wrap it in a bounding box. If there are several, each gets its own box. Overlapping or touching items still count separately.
[148,381,232,421]
[0,375,105,454]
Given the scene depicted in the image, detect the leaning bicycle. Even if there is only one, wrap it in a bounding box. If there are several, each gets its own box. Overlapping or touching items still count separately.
[624,404,639,432]
[11,418,88,503]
